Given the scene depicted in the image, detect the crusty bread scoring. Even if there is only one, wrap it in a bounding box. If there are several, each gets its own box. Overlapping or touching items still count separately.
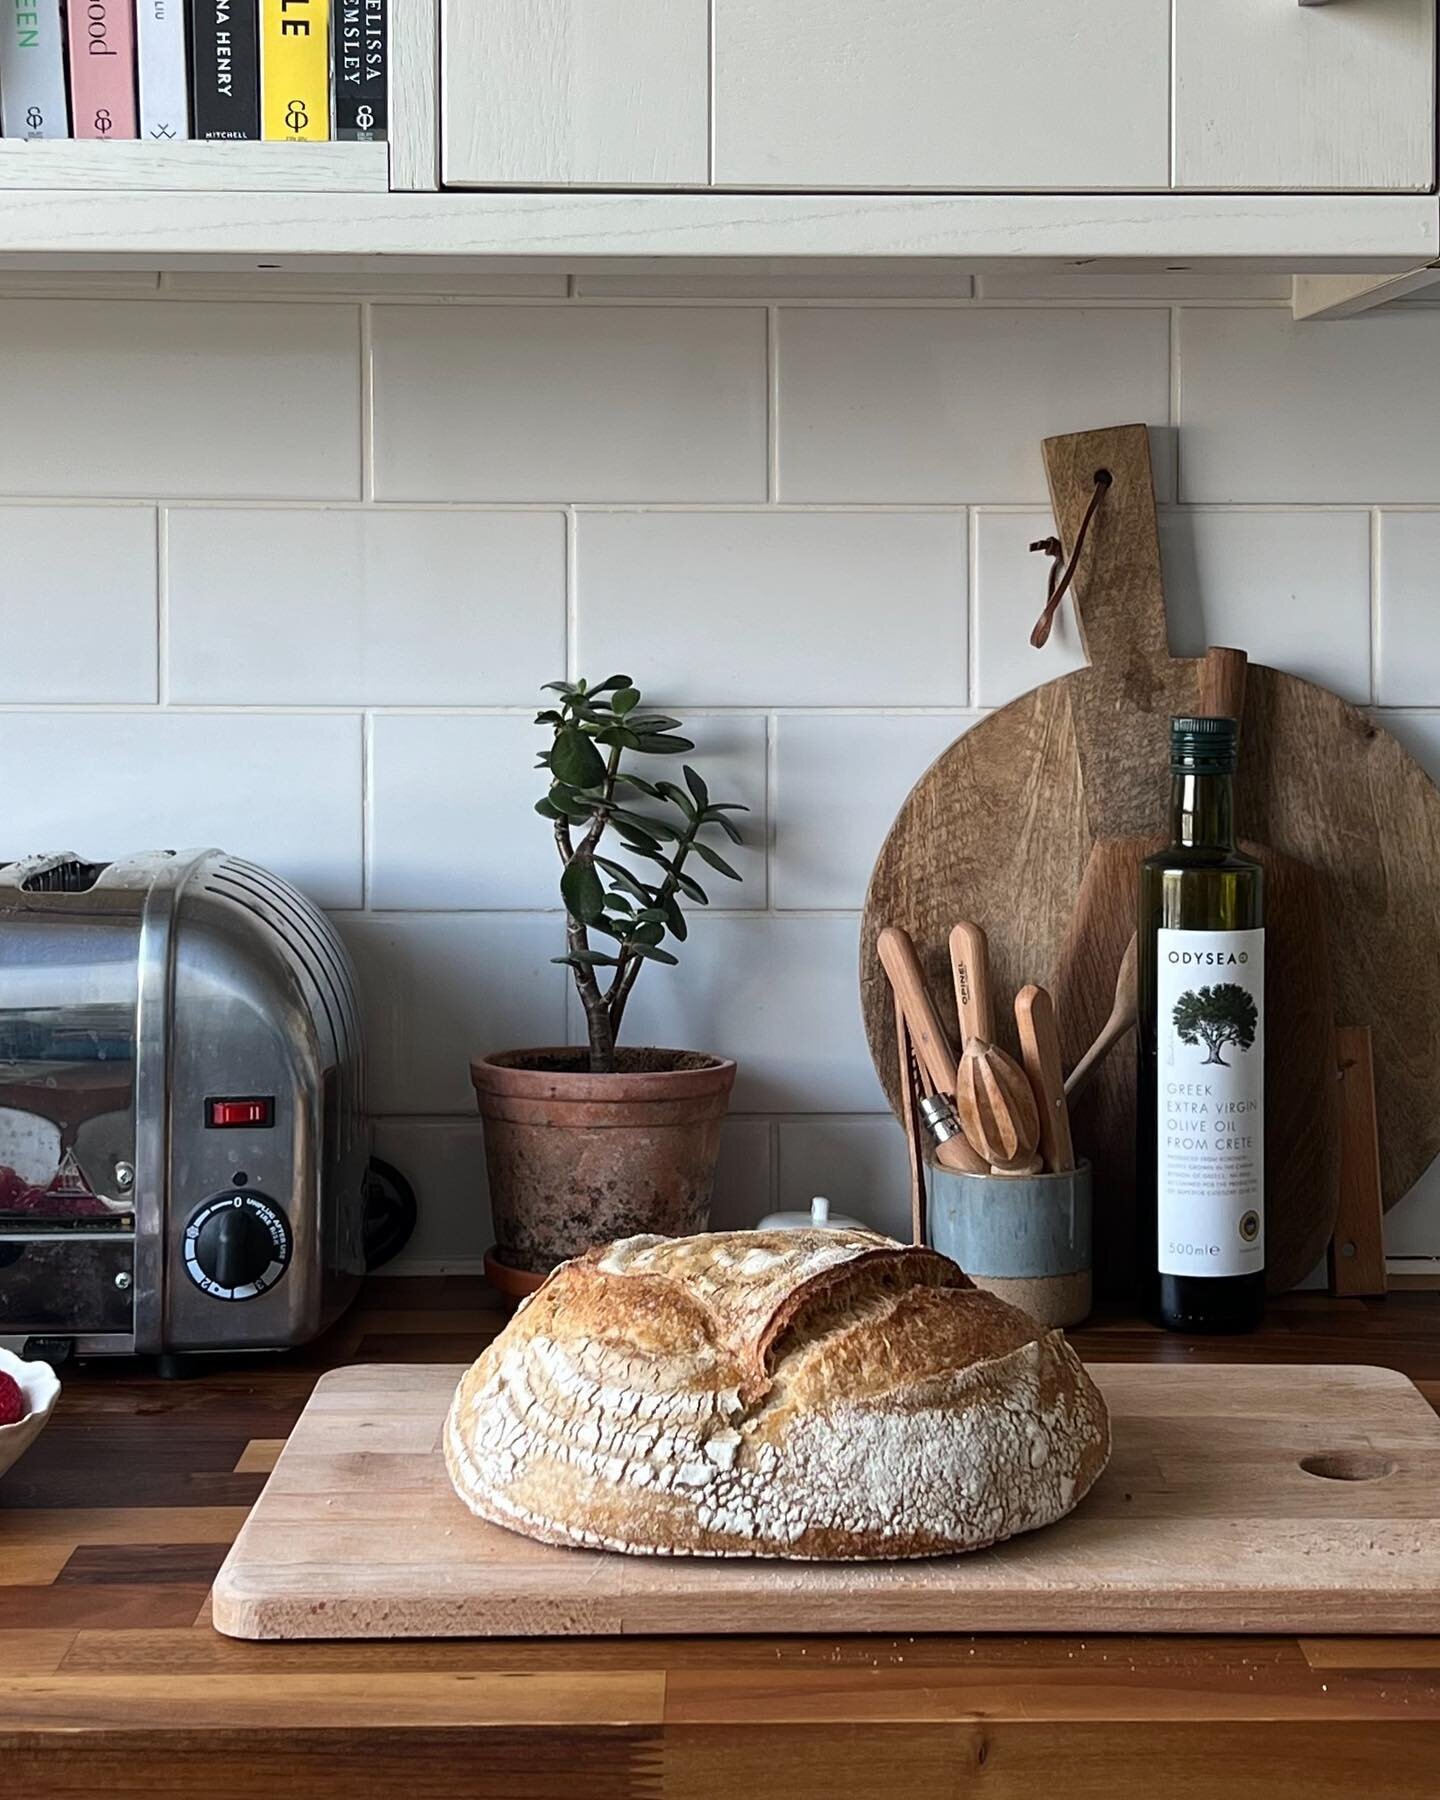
[445,1230,1110,1559]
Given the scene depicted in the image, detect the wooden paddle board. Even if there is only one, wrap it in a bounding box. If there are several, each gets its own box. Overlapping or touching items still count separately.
[861,422,1440,1289]
[213,1361,1440,1640]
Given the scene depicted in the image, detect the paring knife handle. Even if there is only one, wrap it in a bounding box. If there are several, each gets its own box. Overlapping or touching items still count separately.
[877,926,958,1098]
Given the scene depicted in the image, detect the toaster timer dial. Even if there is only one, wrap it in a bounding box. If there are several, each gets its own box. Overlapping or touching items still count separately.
[183,1192,292,1301]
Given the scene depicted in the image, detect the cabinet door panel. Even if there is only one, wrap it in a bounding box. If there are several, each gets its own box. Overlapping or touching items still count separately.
[713,0,1169,191]
[1175,0,1434,191]
[443,0,708,187]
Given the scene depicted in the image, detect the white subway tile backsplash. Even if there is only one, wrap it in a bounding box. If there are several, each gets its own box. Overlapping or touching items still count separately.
[772,712,975,908]
[1382,1158,1440,1259]
[776,1116,911,1243]
[372,1118,493,1272]
[0,712,362,907]
[341,914,570,1115]
[577,512,967,705]
[1159,509,1372,702]
[0,285,1437,1264]
[167,509,565,706]
[776,308,1172,503]
[369,711,767,910]
[1374,710,1440,785]
[0,300,361,499]
[1377,513,1440,707]
[974,511,1089,707]
[369,715,559,911]
[1178,308,1440,503]
[708,1119,775,1232]
[977,506,1372,706]
[372,305,768,502]
[0,506,157,703]
[568,914,883,1115]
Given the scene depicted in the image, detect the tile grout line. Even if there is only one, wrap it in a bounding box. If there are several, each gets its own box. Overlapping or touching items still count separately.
[154,506,169,707]
[358,300,375,503]
[763,710,778,910]
[966,506,978,709]
[0,496,1428,515]
[360,711,374,910]
[766,304,780,503]
[565,507,579,682]
[1370,508,1383,708]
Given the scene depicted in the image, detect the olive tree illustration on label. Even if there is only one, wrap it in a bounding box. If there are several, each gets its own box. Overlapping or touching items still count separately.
[1172,983,1258,1068]
[1156,929,1264,1279]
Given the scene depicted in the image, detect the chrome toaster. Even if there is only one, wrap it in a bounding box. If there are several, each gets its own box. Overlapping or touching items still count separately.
[0,850,372,1361]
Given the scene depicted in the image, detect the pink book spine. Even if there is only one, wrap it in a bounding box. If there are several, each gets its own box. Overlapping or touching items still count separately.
[67,0,139,139]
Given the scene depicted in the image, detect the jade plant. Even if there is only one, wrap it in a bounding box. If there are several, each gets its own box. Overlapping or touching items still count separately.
[536,676,748,1073]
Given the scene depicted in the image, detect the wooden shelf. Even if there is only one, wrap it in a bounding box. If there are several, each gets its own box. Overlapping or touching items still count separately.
[0,141,389,193]
[0,188,1431,271]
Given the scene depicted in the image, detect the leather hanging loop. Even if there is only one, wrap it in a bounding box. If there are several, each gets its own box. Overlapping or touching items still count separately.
[1028,468,1111,649]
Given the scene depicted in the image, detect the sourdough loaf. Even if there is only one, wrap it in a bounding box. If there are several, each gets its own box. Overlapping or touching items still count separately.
[445,1229,1109,1559]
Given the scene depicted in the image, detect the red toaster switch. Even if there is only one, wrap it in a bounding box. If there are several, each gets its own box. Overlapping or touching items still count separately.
[206,1097,274,1129]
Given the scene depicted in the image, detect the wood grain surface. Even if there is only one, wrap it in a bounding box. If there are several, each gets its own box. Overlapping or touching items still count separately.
[5,1274,1440,1799]
[860,422,1440,1288]
[213,1360,1440,1642]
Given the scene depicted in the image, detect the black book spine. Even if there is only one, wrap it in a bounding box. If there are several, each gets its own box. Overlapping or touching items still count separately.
[190,0,260,140]
[334,0,385,141]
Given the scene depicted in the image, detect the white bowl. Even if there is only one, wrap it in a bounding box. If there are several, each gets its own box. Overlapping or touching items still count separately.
[0,1346,61,1479]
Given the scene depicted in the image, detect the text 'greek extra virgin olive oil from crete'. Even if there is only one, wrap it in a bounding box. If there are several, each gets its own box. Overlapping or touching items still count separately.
[1137,716,1265,1333]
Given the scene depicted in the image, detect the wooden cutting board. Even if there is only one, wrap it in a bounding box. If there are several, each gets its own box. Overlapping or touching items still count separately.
[212,1361,1440,1640]
[860,422,1440,1288]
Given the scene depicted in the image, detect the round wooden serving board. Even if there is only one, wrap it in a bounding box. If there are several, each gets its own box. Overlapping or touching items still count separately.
[860,423,1440,1291]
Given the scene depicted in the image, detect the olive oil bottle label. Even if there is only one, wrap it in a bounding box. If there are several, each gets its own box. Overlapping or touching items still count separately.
[1155,927,1264,1279]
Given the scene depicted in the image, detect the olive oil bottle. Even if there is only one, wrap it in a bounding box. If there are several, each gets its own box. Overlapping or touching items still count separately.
[1137,716,1265,1333]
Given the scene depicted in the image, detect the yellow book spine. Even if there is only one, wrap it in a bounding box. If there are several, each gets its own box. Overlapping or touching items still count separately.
[261,0,330,141]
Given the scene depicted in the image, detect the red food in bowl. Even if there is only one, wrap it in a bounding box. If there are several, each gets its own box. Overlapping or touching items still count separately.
[0,1371,25,1427]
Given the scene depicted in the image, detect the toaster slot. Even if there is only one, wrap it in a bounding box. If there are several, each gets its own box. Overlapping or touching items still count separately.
[0,1235,135,1335]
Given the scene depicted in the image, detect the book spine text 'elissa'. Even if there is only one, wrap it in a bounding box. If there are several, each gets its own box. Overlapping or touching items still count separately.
[0,0,69,138]
[261,0,329,139]
[334,0,385,141]
[67,0,139,139]
[137,0,190,140]
[190,0,260,140]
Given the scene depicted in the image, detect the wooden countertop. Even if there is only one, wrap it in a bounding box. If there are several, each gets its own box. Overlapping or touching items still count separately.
[3,1277,1440,1799]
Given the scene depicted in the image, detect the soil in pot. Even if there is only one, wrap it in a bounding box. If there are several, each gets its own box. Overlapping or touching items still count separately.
[472,1046,736,1278]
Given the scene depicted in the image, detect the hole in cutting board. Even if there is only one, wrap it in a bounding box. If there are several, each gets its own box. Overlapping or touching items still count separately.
[1299,1452,1396,1483]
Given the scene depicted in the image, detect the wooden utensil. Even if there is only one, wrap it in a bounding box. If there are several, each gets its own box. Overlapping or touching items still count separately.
[1064,932,1137,1101]
[948,923,1040,1169]
[876,926,957,1098]
[1015,984,1075,1174]
[879,928,985,1181]
[863,424,1393,1292]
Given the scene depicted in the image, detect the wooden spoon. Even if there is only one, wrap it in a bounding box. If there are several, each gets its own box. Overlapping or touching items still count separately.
[948,922,1040,1169]
[1015,984,1075,1174]
[1065,932,1138,1100]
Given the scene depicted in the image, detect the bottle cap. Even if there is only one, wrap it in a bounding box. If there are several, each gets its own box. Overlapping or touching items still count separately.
[1170,715,1238,774]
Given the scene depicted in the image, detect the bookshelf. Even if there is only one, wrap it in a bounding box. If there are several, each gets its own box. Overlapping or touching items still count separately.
[0,141,388,192]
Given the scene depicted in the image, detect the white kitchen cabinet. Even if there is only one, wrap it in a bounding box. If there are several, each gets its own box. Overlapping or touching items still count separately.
[711,0,1171,192]
[441,0,1436,195]
[441,0,709,188]
[1175,0,1434,191]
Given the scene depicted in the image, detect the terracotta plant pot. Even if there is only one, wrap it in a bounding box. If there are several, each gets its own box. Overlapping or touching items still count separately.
[471,1046,736,1279]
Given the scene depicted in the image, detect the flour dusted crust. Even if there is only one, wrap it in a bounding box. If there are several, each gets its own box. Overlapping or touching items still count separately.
[444,1230,1110,1559]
